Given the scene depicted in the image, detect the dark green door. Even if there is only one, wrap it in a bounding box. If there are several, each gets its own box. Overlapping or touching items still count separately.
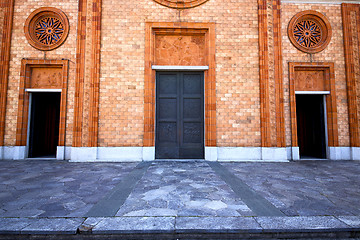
[155,72,204,159]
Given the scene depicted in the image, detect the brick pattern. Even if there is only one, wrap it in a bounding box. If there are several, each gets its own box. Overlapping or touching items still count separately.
[342,3,360,147]
[0,0,14,146]
[96,0,261,147]
[258,0,271,147]
[273,0,286,147]
[0,1,5,45]
[289,62,338,147]
[97,0,261,148]
[266,0,276,147]
[282,4,349,147]
[80,0,94,147]
[15,59,69,147]
[144,22,216,147]
[3,0,77,147]
[258,0,286,147]
[2,0,355,150]
[88,0,102,147]
[73,0,87,147]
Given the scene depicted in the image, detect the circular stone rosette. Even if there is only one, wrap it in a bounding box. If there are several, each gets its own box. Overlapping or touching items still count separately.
[24,7,69,51]
[152,0,209,9]
[288,10,332,54]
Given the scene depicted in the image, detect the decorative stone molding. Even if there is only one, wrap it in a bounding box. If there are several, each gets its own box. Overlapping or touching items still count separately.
[24,7,69,51]
[288,10,332,54]
[144,22,216,147]
[152,0,209,9]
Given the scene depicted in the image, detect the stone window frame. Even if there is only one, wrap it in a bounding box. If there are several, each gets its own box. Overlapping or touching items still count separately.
[15,59,69,148]
[289,62,338,150]
[144,22,216,147]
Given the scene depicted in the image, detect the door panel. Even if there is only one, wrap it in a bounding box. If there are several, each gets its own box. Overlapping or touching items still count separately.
[156,72,204,159]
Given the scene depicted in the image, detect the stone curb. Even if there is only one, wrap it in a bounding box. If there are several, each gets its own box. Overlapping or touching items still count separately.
[1,216,360,235]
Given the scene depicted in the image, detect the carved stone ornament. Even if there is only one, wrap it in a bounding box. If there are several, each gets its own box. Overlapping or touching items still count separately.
[152,0,209,9]
[24,7,69,51]
[288,10,332,54]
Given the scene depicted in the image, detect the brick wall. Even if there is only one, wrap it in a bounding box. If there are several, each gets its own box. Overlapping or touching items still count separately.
[99,0,261,147]
[282,3,349,147]
[342,4,360,147]
[4,0,78,146]
[2,0,355,149]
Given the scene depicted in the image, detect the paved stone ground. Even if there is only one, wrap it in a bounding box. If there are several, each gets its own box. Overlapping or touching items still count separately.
[115,161,253,217]
[222,161,360,216]
[0,161,138,217]
[0,159,360,238]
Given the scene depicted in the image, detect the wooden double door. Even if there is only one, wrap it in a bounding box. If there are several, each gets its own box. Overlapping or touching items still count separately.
[155,72,204,159]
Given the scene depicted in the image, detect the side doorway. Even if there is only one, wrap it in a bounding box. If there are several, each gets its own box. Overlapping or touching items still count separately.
[155,72,204,159]
[28,92,61,158]
[296,94,327,159]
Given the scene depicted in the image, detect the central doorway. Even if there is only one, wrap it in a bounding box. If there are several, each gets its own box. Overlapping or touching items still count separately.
[155,72,204,159]
[28,92,61,158]
[296,94,327,159]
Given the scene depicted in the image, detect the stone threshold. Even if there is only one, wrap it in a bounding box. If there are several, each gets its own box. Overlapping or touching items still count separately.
[0,216,359,238]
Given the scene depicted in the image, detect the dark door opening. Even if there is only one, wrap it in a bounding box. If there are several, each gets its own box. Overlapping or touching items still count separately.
[296,94,326,159]
[28,92,61,158]
[156,72,204,159]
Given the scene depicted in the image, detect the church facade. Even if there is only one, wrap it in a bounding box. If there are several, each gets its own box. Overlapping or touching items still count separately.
[0,0,359,161]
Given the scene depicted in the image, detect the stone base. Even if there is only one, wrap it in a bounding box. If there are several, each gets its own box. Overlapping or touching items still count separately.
[56,146,71,160]
[351,147,360,161]
[0,146,26,160]
[217,147,289,162]
[143,147,155,161]
[205,147,218,161]
[1,146,360,162]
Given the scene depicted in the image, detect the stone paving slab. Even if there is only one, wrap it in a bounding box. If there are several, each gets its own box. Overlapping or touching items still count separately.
[0,161,138,218]
[21,218,84,234]
[0,217,84,234]
[337,216,360,228]
[115,161,254,217]
[90,217,176,234]
[0,218,32,234]
[85,162,151,217]
[2,216,360,235]
[175,216,262,233]
[222,161,360,216]
[255,216,350,231]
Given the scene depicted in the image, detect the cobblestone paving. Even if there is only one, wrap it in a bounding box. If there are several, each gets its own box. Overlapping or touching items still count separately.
[222,161,360,216]
[115,161,254,217]
[0,161,138,217]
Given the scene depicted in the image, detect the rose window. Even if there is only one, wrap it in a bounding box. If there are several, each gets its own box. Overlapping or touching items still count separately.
[25,8,69,51]
[35,17,64,46]
[288,10,331,54]
[152,0,209,9]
